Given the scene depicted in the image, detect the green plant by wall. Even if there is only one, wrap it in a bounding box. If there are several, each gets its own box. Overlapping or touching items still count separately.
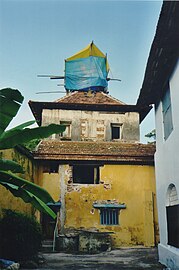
[0,209,42,261]
[0,88,66,219]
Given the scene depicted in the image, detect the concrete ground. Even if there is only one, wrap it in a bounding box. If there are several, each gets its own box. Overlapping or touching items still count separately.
[25,248,165,270]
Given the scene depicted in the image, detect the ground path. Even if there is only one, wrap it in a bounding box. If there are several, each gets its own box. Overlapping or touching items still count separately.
[22,248,165,270]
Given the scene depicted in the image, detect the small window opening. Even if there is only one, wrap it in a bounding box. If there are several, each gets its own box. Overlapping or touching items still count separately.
[59,121,71,140]
[100,209,119,225]
[111,124,121,140]
[73,165,99,184]
[162,85,173,140]
[43,163,59,173]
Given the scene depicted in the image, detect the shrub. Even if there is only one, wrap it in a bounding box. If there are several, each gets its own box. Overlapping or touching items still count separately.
[0,209,42,261]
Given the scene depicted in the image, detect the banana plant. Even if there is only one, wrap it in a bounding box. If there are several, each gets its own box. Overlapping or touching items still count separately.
[0,88,65,219]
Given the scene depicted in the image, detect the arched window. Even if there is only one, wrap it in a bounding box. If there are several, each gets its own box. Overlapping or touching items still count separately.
[166,184,179,206]
[166,184,179,248]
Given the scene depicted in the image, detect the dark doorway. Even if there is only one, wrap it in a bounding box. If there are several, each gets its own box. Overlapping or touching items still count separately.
[41,203,61,239]
[166,204,179,248]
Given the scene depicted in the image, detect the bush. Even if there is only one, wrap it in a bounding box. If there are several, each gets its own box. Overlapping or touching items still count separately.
[0,209,42,261]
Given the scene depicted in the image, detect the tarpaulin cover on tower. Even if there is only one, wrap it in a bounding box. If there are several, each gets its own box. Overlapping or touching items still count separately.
[65,42,109,91]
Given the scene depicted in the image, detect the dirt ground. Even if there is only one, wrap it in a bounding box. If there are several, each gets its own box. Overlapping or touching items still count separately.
[23,248,166,270]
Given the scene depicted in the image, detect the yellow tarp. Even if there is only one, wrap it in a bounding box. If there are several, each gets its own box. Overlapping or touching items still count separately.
[66,42,109,71]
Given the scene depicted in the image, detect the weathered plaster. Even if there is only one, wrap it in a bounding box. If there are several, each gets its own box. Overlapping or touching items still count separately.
[47,163,158,248]
[0,149,35,216]
[42,109,140,142]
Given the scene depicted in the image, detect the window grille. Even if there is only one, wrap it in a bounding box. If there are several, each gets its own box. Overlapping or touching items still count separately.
[100,208,119,225]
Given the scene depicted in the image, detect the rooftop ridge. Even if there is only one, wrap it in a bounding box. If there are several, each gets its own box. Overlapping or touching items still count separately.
[54,91,126,105]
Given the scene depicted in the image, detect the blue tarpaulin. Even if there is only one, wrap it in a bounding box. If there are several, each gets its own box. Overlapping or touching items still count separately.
[65,56,108,91]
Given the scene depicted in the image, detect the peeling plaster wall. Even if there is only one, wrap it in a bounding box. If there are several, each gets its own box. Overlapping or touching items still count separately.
[42,109,140,142]
[0,149,36,216]
[41,163,158,248]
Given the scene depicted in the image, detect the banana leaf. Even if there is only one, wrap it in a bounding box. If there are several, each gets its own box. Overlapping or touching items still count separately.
[0,182,56,219]
[0,88,24,135]
[0,159,24,173]
[0,171,55,204]
[10,120,36,130]
[0,124,65,150]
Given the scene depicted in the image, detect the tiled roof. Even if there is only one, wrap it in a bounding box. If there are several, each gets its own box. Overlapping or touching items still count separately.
[137,1,179,106]
[33,140,155,164]
[29,94,152,126]
[55,91,126,105]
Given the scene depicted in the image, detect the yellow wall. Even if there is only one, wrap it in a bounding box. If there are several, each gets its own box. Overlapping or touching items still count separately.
[0,149,36,216]
[2,147,158,248]
[55,164,159,248]
[41,172,61,202]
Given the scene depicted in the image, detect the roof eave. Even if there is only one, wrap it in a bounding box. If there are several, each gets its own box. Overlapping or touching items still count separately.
[33,154,154,165]
[29,100,151,125]
[137,1,179,108]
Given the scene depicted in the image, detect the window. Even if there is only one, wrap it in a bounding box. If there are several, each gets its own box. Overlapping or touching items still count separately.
[73,165,99,184]
[43,163,59,173]
[93,203,126,226]
[111,124,121,140]
[59,121,71,140]
[162,86,173,140]
[166,184,179,248]
[100,209,119,225]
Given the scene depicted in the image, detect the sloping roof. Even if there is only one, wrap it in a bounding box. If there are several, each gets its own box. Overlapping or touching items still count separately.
[55,91,125,105]
[29,91,151,125]
[33,140,155,165]
[137,1,179,107]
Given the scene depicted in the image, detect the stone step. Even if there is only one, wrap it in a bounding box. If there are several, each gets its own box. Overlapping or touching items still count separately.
[41,240,54,253]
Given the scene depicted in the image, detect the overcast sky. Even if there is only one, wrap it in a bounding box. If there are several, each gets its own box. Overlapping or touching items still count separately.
[0,0,162,142]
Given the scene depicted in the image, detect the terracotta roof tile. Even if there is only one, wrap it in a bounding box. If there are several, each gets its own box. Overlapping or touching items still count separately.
[55,91,125,105]
[33,140,155,164]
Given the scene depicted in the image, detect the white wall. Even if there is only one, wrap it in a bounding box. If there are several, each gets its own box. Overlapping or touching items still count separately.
[155,60,179,269]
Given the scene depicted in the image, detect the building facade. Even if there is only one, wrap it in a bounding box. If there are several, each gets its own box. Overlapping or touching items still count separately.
[137,2,179,268]
[29,91,158,251]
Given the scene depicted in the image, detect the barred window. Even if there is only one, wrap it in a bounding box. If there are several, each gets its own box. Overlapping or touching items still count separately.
[93,203,126,226]
[100,208,119,225]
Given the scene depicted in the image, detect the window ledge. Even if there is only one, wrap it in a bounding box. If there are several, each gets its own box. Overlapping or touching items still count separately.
[93,203,126,209]
[60,137,71,141]
[47,202,61,208]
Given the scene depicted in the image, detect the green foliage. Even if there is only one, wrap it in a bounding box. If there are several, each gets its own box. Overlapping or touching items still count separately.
[145,129,156,144]
[145,129,156,139]
[0,88,24,135]
[23,139,41,151]
[0,209,42,261]
[0,123,65,150]
[0,88,65,219]
[0,159,24,173]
